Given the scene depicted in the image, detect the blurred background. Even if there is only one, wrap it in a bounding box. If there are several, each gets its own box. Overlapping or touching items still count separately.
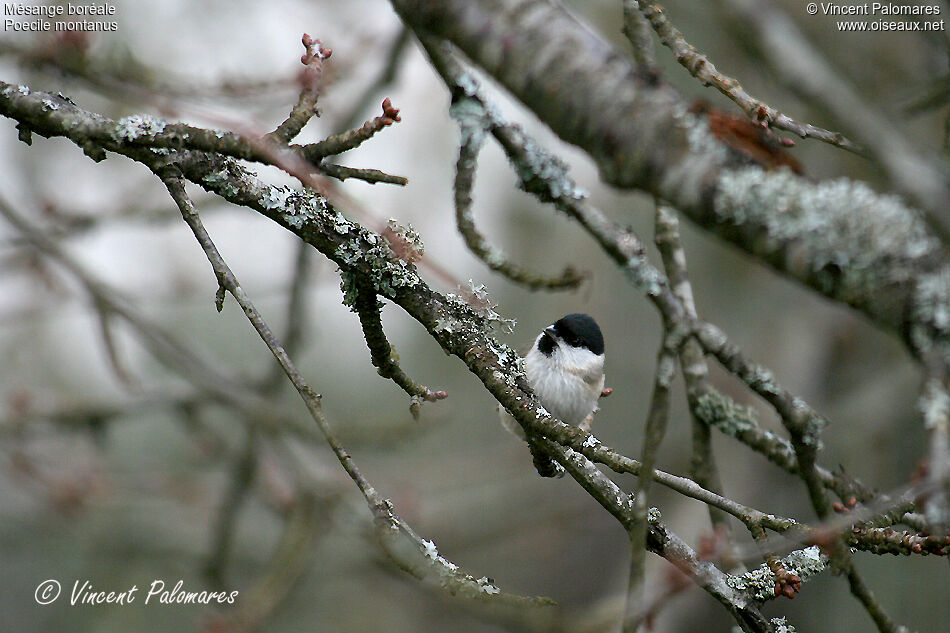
[0,0,947,631]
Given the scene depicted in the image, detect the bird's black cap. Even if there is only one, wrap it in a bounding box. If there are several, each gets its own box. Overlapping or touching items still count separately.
[545,313,604,355]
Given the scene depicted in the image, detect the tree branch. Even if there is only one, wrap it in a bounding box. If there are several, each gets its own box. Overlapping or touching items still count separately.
[388,0,950,373]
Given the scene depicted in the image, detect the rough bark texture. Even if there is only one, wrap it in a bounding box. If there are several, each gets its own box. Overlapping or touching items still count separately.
[389,0,950,368]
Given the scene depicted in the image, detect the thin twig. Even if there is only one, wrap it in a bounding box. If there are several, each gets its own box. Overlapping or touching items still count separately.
[350,276,447,410]
[621,1,658,71]
[634,0,862,154]
[715,0,950,244]
[317,161,408,185]
[157,168,544,607]
[269,34,331,143]
[654,203,730,533]
[301,98,402,162]
[452,92,585,291]
[624,338,676,632]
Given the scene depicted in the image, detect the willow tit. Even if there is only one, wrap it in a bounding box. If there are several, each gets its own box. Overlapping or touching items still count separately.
[502,313,606,477]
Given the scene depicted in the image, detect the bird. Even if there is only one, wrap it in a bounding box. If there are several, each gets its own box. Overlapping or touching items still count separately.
[502,313,606,477]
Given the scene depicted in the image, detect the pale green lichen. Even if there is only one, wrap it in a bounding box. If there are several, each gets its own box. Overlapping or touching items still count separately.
[200,167,241,198]
[336,229,421,310]
[509,130,589,203]
[454,281,516,334]
[433,314,459,334]
[112,113,167,142]
[745,366,778,395]
[694,391,806,454]
[450,96,491,148]
[332,212,350,234]
[626,260,664,298]
[733,618,796,633]
[475,576,500,595]
[715,168,939,305]
[261,185,293,211]
[726,546,827,601]
[910,267,950,359]
[694,391,760,435]
[678,104,730,165]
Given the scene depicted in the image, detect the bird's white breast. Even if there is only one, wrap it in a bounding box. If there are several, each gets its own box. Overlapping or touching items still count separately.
[525,337,604,425]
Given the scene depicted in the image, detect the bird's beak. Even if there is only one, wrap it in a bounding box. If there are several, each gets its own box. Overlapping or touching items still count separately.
[543,326,557,339]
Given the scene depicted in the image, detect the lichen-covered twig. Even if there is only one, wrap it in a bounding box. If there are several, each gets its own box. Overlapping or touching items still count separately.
[654,203,729,531]
[0,83,407,189]
[4,79,939,633]
[451,91,585,291]
[157,168,531,606]
[349,276,448,412]
[625,338,676,631]
[543,439,773,632]
[390,0,950,376]
[418,34,584,291]
[696,308,901,625]
[317,162,408,185]
[693,322,831,516]
[727,546,827,602]
[716,0,950,245]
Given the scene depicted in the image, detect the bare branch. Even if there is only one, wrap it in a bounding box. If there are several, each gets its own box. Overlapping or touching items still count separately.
[157,168,539,607]
[450,85,586,291]
[654,203,729,532]
[716,0,950,243]
[269,34,331,143]
[388,0,950,373]
[633,0,862,153]
[621,1,658,71]
[625,338,676,632]
[350,276,448,409]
